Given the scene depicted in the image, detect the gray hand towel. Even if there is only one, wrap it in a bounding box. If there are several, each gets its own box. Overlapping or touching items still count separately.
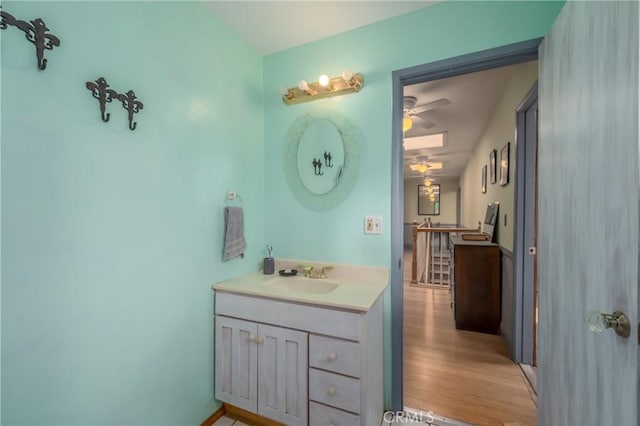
[223,206,246,261]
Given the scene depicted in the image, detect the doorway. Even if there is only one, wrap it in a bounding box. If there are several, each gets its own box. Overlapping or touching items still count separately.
[514,83,539,388]
[390,40,542,419]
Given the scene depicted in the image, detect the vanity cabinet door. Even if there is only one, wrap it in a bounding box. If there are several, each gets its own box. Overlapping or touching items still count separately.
[215,316,258,412]
[257,324,308,426]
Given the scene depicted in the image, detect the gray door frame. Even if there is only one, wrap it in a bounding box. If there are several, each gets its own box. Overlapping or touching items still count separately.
[514,82,539,364]
[390,39,541,411]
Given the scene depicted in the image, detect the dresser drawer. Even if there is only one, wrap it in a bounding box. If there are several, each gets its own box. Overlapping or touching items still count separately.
[310,335,361,378]
[309,368,360,414]
[309,401,360,426]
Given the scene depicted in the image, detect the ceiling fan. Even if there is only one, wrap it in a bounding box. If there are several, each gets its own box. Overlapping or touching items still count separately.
[408,156,442,174]
[403,96,451,131]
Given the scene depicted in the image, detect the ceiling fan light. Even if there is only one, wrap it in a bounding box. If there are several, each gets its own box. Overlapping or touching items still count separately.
[402,117,413,132]
[409,164,428,174]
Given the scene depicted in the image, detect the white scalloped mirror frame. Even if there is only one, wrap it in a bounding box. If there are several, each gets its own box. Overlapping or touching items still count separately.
[283,107,363,210]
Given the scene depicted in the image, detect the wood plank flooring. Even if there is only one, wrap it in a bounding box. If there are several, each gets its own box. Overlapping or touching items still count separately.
[403,252,536,426]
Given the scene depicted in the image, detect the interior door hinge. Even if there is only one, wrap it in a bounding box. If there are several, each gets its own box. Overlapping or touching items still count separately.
[398,258,402,269]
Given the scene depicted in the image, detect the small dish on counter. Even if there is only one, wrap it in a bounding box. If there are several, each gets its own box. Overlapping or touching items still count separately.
[278,269,298,277]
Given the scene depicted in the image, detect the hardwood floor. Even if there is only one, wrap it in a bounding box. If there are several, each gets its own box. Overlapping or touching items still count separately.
[403,251,536,426]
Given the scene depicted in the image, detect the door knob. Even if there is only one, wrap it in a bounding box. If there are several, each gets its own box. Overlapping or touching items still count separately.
[587,310,630,338]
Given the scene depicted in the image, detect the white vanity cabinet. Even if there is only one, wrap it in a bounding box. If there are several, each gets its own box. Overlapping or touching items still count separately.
[215,316,308,425]
[214,290,384,426]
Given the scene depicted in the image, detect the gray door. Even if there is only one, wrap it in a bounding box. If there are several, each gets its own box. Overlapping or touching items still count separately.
[538,1,638,424]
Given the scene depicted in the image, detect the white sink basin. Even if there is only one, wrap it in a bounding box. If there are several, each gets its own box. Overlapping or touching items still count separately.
[263,276,338,294]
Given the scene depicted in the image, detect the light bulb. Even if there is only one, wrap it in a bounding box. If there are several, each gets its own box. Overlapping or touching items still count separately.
[342,69,353,82]
[298,80,309,91]
[402,117,413,132]
[319,74,330,87]
[424,179,432,187]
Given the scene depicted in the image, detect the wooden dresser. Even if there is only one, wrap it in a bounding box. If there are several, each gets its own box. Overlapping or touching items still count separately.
[450,235,501,334]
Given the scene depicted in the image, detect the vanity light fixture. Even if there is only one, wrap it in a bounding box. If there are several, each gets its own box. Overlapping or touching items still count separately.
[281,86,295,102]
[281,69,364,105]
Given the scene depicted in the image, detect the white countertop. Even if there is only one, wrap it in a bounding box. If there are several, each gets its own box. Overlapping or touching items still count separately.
[212,259,389,312]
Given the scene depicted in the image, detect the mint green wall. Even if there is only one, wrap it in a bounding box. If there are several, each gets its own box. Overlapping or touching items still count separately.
[263,1,564,408]
[1,2,263,424]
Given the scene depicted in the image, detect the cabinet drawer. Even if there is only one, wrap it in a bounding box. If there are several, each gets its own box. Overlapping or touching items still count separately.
[310,335,361,378]
[309,368,360,414]
[215,292,362,341]
[309,401,360,426]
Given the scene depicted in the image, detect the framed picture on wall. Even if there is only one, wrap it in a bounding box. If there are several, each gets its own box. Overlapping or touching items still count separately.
[481,165,487,194]
[418,184,440,215]
[500,142,510,186]
[490,149,497,184]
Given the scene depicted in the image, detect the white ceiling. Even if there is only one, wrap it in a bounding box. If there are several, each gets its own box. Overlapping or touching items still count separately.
[203,1,438,55]
[403,62,535,181]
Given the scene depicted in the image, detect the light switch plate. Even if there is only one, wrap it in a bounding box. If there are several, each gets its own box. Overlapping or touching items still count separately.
[364,216,382,234]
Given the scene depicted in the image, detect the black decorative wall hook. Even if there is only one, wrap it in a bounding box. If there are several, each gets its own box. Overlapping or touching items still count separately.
[313,158,324,176]
[323,151,333,168]
[0,8,17,29]
[85,79,144,131]
[86,77,117,122]
[0,8,60,71]
[16,18,60,70]
[117,90,144,131]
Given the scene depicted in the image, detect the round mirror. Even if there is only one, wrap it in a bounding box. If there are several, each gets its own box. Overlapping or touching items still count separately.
[296,119,345,195]
[284,107,362,211]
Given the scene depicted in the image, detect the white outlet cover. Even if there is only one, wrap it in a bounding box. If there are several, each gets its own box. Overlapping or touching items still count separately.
[364,216,382,234]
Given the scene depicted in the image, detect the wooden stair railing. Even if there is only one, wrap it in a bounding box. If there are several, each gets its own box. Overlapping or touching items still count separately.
[411,222,481,284]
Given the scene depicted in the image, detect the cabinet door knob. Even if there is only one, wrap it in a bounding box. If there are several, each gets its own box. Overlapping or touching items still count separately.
[327,386,336,396]
[327,353,337,362]
[249,335,256,342]
[256,336,265,344]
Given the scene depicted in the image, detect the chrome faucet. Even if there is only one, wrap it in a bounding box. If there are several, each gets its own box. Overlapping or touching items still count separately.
[299,264,334,279]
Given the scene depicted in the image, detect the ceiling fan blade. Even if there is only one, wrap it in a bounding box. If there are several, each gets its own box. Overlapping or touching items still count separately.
[411,115,437,129]
[423,150,474,158]
[411,98,451,114]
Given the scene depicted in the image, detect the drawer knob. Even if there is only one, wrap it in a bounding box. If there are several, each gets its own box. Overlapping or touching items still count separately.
[327,386,336,396]
[327,353,337,362]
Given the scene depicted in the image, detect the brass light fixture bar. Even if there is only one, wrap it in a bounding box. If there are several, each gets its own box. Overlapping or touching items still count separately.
[281,70,364,106]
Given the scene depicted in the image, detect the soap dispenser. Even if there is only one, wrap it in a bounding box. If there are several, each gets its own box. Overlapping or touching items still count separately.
[263,245,274,275]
